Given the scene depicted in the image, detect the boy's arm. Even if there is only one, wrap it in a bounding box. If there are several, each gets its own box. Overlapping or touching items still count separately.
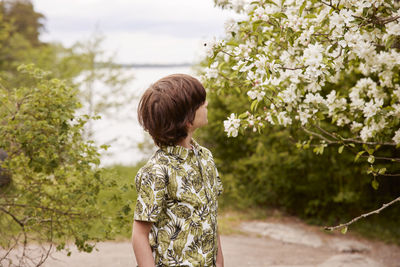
[132,220,156,267]
[216,232,224,267]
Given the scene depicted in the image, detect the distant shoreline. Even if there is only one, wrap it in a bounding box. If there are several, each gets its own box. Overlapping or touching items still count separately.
[96,62,194,68]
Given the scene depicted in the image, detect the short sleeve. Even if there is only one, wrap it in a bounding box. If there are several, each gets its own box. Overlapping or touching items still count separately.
[215,167,223,197]
[134,165,167,222]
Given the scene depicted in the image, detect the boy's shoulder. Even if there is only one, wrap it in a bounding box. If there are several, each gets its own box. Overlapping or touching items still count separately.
[138,149,171,172]
[137,140,215,174]
[196,143,215,161]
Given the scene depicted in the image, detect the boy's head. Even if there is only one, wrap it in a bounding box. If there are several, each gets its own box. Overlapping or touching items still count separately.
[138,74,206,147]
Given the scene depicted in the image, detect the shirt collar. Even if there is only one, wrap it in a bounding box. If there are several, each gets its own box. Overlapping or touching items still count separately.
[161,138,202,161]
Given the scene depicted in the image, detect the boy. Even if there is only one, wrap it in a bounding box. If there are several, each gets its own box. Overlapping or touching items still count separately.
[132,74,224,267]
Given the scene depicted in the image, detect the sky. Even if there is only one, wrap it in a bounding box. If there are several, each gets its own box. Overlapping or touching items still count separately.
[32,0,243,64]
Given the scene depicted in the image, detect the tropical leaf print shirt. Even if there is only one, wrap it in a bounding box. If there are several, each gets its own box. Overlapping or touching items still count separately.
[134,139,223,267]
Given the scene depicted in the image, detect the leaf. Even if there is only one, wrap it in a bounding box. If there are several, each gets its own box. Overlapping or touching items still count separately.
[250,99,259,111]
[385,35,395,50]
[378,168,386,175]
[341,226,348,234]
[371,179,379,190]
[367,155,375,164]
[338,145,344,154]
[272,12,288,19]
[299,1,307,16]
[313,145,325,155]
[238,112,248,119]
[354,151,365,162]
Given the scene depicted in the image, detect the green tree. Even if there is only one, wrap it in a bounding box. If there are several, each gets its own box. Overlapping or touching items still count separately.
[71,34,134,139]
[0,0,44,46]
[0,65,120,267]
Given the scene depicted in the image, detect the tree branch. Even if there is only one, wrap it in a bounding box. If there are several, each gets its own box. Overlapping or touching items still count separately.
[360,154,400,163]
[278,65,305,70]
[1,203,80,217]
[372,172,400,177]
[324,196,400,231]
[301,126,338,144]
[0,207,24,228]
[314,125,396,146]
[352,15,400,27]
[320,0,338,10]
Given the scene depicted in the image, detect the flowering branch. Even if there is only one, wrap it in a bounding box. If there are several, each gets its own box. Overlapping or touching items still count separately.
[324,196,400,231]
[205,0,400,230]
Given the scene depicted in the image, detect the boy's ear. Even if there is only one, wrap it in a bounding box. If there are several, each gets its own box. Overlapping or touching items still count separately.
[186,121,194,131]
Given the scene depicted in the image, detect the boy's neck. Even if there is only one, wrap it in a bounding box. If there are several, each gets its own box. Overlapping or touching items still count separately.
[177,131,194,149]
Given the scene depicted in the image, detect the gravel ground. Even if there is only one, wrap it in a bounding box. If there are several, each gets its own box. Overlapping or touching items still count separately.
[40,219,400,267]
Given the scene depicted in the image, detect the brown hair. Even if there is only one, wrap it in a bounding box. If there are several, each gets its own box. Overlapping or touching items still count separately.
[138,74,206,147]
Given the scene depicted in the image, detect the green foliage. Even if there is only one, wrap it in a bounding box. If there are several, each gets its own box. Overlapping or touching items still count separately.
[0,5,85,89]
[196,67,400,242]
[91,165,141,239]
[0,0,44,47]
[0,65,123,266]
[0,2,135,265]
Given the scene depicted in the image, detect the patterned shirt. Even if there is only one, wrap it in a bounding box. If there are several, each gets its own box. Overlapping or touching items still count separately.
[134,139,223,267]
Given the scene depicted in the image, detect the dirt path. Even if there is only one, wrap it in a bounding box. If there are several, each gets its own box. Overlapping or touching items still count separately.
[42,219,400,267]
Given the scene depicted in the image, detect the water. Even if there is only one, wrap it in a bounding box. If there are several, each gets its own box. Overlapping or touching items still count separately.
[92,65,195,166]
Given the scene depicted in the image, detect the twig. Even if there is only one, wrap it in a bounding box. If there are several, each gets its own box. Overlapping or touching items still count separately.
[381,15,400,24]
[278,65,305,70]
[360,154,400,163]
[1,203,80,216]
[333,45,343,60]
[372,172,400,177]
[320,0,338,10]
[324,196,400,231]
[36,216,53,267]
[301,126,338,144]
[314,125,396,146]
[352,15,400,26]
[0,207,24,228]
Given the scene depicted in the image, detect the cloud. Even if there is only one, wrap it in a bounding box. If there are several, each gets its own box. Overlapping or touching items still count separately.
[103,32,207,64]
[33,0,243,63]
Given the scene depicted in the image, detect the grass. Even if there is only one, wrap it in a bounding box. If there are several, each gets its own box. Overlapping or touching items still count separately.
[218,207,272,235]
[350,209,400,245]
[95,164,400,246]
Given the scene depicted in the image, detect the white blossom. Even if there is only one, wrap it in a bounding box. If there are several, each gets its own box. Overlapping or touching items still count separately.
[231,0,246,12]
[224,19,239,35]
[224,113,241,137]
[393,85,400,100]
[205,62,219,79]
[350,121,363,132]
[278,84,298,105]
[204,37,218,57]
[386,21,400,36]
[304,93,324,105]
[393,129,400,144]
[363,99,383,119]
[336,114,351,126]
[277,111,292,126]
[302,43,324,68]
[247,89,265,101]
[360,125,373,141]
[205,0,400,146]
